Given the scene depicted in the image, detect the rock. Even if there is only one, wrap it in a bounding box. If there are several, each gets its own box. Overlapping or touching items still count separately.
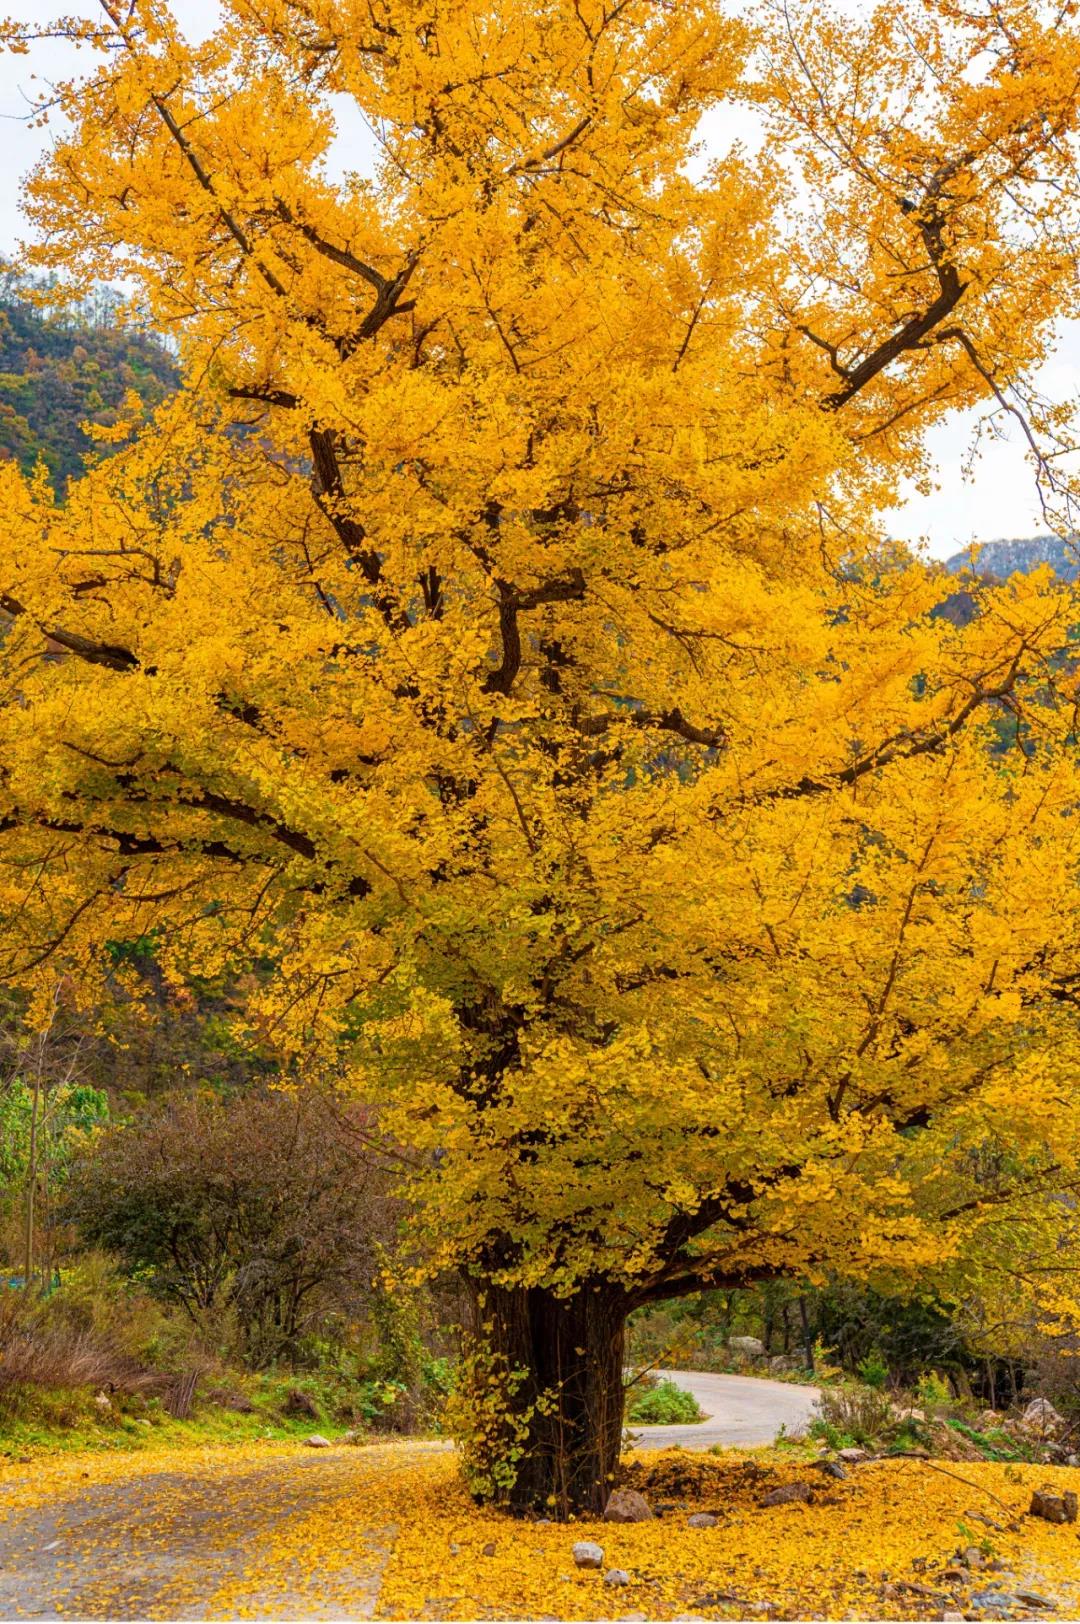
[1022,1398,1067,1436]
[572,1541,604,1569]
[1029,1486,1078,1524]
[969,1590,1011,1614]
[283,1388,320,1419]
[687,1512,719,1528]
[1014,1592,1057,1610]
[943,1613,965,1621]
[94,1391,111,1413]
[1068,1454,1080,1468]
[449,1544,460,1556]
[304,1434,332,1448]
[604,1570,631,1587]
[616,1614,648,1621]
[837,1446,868,1462]
[812,1458,848,1480]
[760,1481,813,1507]
[960,1547,985,1570]
[768,1354,801,1373]
[728,1335,766,1359]
[482,1542,496,1557]
[604,1487,655,1523]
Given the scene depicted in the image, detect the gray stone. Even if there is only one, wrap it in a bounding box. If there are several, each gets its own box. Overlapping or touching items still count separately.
[604,1488,655,1523]
[961,1547,985,1570]
[1030,1486,1078,1524]
[969,1591,1010,1613]
[760,1480,813,1507]
[687,1512,719,1528]
[1022,1398,1067,1436]
[604,1570,631,1588]
[572,1541,604,1569]
[838,1446,868,1462]
[813,1458,848,1480]
[304,1434,332,1448]
[728,1335,766,1359]
[1014,1591,1057,1610]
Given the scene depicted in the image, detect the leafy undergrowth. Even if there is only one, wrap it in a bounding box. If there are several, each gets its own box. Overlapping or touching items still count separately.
[1,1440,1078,1620]
[626,1378,705,1425]
[0,1371,407,1458]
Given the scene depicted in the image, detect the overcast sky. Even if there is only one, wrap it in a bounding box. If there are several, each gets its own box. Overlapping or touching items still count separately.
[1,0,1074,562]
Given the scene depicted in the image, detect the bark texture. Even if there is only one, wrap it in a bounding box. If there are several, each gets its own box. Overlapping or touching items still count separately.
[473,1278,628,1516]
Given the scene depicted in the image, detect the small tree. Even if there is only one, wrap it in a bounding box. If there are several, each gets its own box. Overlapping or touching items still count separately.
[69,1087,394,1365]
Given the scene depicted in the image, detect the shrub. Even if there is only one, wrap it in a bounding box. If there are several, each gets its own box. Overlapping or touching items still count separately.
[626,1377,705,1425]
[857,1349,889,1389]
[0,1284,159,1414]
[68,1086,396,1365]
[809,1381,899,1449]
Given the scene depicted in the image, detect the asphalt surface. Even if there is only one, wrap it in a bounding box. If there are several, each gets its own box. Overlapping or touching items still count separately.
[630,1367,821,1449]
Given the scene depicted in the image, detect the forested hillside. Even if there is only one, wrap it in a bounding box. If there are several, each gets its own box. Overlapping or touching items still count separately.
[0,274,176,489]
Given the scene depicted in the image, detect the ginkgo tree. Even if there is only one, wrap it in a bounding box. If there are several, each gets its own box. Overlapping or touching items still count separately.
[4,0,1080,1512]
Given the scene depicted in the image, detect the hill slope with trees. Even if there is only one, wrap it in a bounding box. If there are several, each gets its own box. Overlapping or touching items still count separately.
[0,274,176,490]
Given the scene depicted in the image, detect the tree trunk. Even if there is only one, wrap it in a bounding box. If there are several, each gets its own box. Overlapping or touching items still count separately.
[470,1278,628,1517]
[22,1068,41,1291]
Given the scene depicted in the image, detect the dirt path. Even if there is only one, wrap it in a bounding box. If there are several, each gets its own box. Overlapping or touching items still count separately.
[631,1368,820,1449]
[0,1441,438,1620]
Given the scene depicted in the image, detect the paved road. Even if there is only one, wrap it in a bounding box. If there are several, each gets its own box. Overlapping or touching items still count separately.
[629,1367,820,1450]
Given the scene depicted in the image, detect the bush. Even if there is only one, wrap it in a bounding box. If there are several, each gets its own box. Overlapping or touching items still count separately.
[67,1086,395,1365]
[809,1382,899,1449]
[0,1281,161,1415]
[626,1377,705,1425]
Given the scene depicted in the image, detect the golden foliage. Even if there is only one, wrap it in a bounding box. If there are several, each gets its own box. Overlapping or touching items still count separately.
[1,0,1080,1325]
[2,1441,1078,1619]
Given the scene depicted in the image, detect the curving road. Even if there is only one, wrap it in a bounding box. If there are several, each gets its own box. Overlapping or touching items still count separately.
[628,1367,820,1450]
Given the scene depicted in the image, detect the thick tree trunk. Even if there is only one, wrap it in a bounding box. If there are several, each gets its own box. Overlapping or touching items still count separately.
[471,1278,628,1517]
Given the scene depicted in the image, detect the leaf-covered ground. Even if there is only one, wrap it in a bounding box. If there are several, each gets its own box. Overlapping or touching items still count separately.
[0,1439,1077,1620]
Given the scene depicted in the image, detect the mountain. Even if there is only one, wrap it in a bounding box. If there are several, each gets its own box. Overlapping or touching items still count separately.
[943,535,1080,583]
[0,279,177,491]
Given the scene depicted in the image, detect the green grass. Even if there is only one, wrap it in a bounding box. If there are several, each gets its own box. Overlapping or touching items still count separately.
[0,1371,414,1459]
[626,1377,705,1426]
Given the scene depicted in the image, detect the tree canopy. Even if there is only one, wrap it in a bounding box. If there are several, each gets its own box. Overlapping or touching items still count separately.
[3,0,1080,1508]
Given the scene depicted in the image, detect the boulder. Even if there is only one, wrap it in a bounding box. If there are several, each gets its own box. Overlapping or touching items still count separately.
[604,1488,655,1523]
[837,1447,867,1462]
[687,1512,719,1528]
[283,1388,320,1419]
[572,1541,604,1569]
[304,1434,332,1448]
[768,1355,800,1374]
[760,1481,813,1508]
[604,1571,631,1587]
[728,1336,766,1360]
[1030,1486,1078,1524]
[1022,1398,1067,1437]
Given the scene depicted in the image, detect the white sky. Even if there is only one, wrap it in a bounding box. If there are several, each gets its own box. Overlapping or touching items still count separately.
[1,0,1075,561]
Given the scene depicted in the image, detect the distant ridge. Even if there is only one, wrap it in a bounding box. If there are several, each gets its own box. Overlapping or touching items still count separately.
[943,535,1080,583]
